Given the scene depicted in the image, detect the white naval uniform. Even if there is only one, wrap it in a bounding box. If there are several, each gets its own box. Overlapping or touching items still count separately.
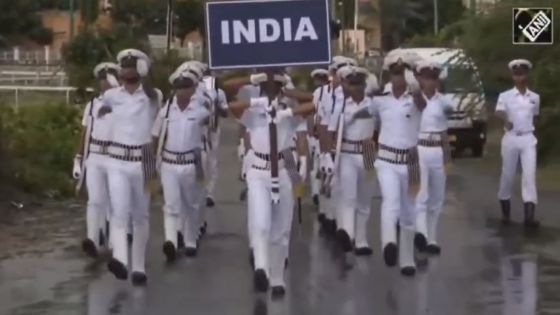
[317,84,344,223]
[152,97,209,250]
[496,88,539,204]
[103,85,161,275]
[415,92,453,246]
[242,96,303,287]
[204,83,228,200]
[370,90,421,268]
[328,96,377,249]
[82,95,112,249]
[308,86,326,198]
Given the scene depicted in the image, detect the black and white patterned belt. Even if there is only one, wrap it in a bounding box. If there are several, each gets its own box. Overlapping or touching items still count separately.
[107,142,143,162]
[89,138,110,155]
[161,149,196,165]
[341,138,365,154]
[377,144,411,165]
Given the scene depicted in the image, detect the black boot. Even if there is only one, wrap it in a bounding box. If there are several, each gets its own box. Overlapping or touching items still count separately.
[107,258,128,280]
[312,194,319,206]
[500,199,511,225]
[131,272,147,286]
[163,241,177,263]
[82,238,98,258]
[336,229,353,252]
[206,197,215,207]
[177,232,185,249]
[414,233,427,252]
[383,243,398,267]
[523,202,540,230]
[254,269,269,292]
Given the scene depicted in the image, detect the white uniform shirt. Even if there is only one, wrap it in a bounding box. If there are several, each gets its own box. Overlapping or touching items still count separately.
[328,96,376,141]
[82,95,112,141]
[240,97,303,153]
[369,90,422,149]
[419,92,453,133]
[495,88,540,133]
[151,98,210,152]
[317,84,343,126]
[102,85,160,146]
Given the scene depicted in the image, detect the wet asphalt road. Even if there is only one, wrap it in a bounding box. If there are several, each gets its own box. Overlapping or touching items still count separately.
[1,120,560,315]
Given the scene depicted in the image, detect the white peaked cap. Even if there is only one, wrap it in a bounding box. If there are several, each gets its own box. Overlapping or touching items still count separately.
[337,65,368,80]
[508,59,532,70]
[93,62,120,77]
[310,69,329,78]
[416,60,443,73]
[383,52,418,71]
[116,49,151,66]
[169,69,198,85]
[176,62,204,80]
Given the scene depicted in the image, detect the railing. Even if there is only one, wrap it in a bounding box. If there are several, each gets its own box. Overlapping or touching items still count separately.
[0,47,62,66]
[0,85,93,112]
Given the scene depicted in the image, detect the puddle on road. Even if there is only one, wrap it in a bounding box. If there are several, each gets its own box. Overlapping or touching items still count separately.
[478,220,560,315]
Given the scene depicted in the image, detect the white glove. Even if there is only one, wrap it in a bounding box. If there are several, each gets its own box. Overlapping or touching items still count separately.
[320,153,334,175]
[273,108,293,122]
[284,74,295,89]
[72,156,82,179]
[405,69,420,92]
[298,156,307,182]
[241,149,254,180]
[250,73,267,85]
[237,139,245,161]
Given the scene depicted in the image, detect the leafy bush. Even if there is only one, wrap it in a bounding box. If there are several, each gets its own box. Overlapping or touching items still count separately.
[1,102,81,198]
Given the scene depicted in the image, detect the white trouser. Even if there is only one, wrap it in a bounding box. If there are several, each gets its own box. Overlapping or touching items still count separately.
[498,132,538,203]
[336,153,375,247]
[206,128,221,198]
[161,163,200,249]
[374,160,416,247]
[308,136,321,197]
[247,167,294,287]
[107,159,150,274]
[415,146,446,244]
[85,154,111,248]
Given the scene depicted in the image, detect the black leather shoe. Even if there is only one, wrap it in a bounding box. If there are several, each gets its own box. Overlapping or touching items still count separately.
[355,247,373,256]
[254,269,269,292]
[271,285,286,298]
[414,233,428,252]
[500,199,511,225]
[163,241,176,262]
[426,244,441,255]
[177,232,185,249]
[336,229,353,252]
[206,197,215,207]
[185,247,197,257]
[131,272,147,286]
[317,213,326,224]
[82,238,98,258]
[383,243,398,267]
[312,194,319,206]
[400,266,416,277]
[107,258,128,280]
[523,202,540,230]
[200,222,208,236]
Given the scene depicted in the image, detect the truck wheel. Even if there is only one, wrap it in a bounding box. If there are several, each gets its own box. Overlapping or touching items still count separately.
[472,143,484,158]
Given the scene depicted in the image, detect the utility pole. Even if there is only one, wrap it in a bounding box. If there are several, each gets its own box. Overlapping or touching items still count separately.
[166,0,174,52]
[353,0,358,53]
[69,0,75,40]
[434,0,439,35]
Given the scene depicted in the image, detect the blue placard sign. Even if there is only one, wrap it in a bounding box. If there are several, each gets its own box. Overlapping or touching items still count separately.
[205,0,331,69]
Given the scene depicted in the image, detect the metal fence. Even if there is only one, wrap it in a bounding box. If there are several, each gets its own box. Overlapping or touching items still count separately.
[0,47,62,66]
[0,86,93,112]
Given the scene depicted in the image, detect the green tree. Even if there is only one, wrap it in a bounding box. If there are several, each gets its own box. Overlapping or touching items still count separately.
[0,0,54,45]
[80,0,100,28]
[174,0,204,45]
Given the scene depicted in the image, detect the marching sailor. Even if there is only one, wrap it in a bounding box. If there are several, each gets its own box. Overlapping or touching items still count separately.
[73,62,120,257]
[315,56,356,235]
[355,54,426,276]
[496,59,540,229]
[229,71,314,296]
[414,60,453,255]
[308,69,330,206]
[99,49,162,285]
[201,67,229,208]
[328,65,377,256]
[152,69,210,261]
